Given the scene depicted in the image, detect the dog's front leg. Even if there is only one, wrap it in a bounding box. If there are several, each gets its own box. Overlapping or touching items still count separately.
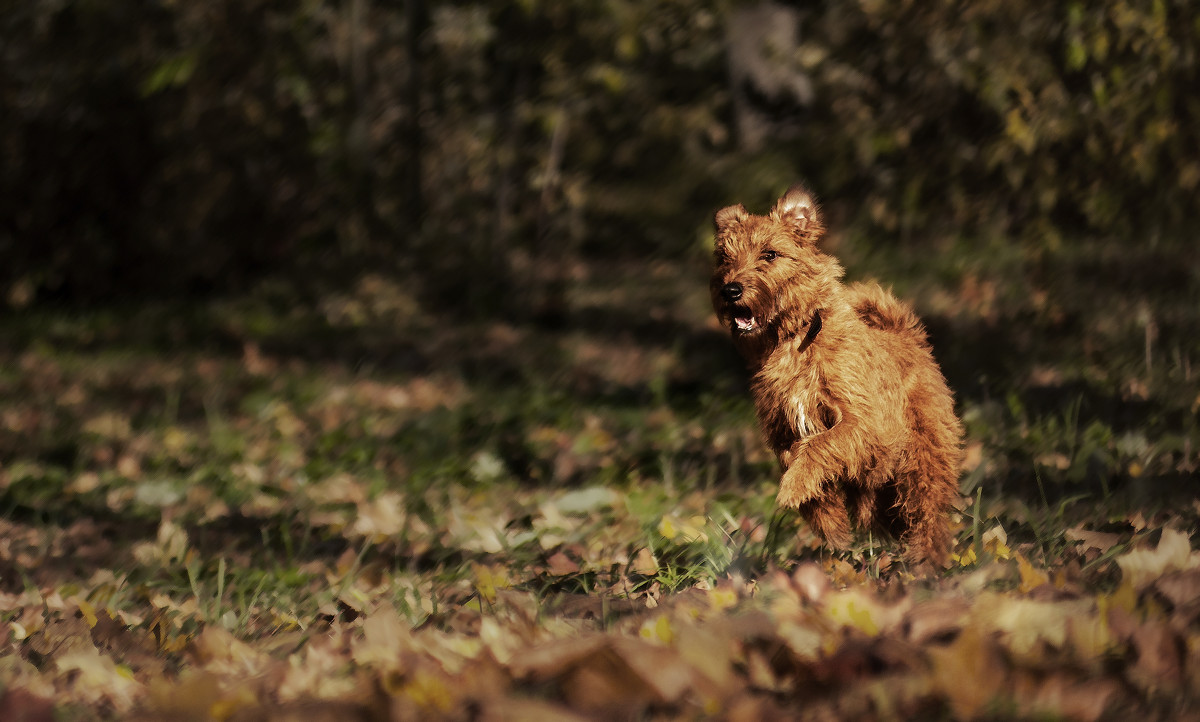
[776,413,864,508]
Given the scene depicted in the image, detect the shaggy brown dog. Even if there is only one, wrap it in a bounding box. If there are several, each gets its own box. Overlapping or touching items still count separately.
[711,184,963,566]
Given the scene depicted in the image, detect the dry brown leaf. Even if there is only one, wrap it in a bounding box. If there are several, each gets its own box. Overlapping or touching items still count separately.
[351,607,410,670]
[929,625,1006,719]
[546,551,580,576]
[632,547,658,576]
[610,636,695,704]
[510,636,608,680]
[675,624,735,693]
[188,626,274,680]
[790,562,830,604]
[1064,527,1122,554]
[1010,671,1119,722]
[961,441,984,472]
[1154,568,1200,610]
[1126,620,1184,691]
[478,697,591,722]
[0,687,55,722]
[903,596,968,645]
[349,491,407,540]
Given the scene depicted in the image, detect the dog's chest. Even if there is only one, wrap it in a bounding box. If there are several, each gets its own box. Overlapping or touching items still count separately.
[754,371,826,448]
[753,346,833,450]
[787,393,815,439]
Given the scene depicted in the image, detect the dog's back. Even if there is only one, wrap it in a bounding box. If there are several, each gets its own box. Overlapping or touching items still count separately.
[846,281,927,344]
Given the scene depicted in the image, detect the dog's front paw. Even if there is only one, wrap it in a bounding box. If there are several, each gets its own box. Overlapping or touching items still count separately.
[777,463,824,507]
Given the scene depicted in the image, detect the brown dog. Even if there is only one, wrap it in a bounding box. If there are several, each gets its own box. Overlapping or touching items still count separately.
[711,184,963,566]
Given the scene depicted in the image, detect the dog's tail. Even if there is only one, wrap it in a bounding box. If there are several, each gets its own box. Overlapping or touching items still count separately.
[846,282,928,343]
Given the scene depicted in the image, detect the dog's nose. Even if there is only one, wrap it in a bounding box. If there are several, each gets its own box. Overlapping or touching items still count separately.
[721,282,743,302]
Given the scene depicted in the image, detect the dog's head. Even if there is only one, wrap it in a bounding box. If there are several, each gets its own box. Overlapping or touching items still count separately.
[710,184,841,348]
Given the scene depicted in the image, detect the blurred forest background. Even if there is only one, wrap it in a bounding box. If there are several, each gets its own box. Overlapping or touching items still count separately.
[4,0,1197,307]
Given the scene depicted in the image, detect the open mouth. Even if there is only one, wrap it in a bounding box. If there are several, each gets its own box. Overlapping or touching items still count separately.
[731,307,758,334]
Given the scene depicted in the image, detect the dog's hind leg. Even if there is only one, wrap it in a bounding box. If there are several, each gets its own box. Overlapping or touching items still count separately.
[895,404,962,567]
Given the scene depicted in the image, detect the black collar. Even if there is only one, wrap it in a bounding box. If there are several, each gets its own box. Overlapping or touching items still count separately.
[797,310,822,353]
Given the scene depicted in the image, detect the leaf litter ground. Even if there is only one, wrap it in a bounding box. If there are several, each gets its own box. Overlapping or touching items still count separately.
[2,251,1199,720]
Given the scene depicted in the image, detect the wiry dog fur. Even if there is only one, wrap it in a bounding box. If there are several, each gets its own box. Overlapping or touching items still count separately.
[711,184,963,566]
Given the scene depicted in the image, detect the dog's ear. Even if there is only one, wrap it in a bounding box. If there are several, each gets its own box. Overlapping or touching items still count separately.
[714,204,748,235]
[771,184,821,239]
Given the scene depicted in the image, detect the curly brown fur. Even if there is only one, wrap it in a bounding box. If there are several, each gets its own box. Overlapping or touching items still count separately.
[711,184,963,566]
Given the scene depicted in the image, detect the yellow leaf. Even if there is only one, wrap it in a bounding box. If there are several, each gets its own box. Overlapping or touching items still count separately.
[76,599,98,628]
[982,525,1012,560]
[1100,580,1139,616]
[657,516,676,539]
[473,564,509,604]
[827,593,880,636]
[402,669,454,712]
[1067,610,1117,660]
[638,615,673,645]
[708,587,738,613]
[1005,107,1036,153]
[209,686,257,721]
[929,625,1005,718]
[1015,552,1050,593]
[657,514,708,543]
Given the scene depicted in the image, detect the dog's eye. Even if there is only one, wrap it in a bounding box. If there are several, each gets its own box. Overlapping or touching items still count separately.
[759,250,778,262]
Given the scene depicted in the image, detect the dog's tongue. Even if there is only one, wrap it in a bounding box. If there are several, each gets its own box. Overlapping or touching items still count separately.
[734,312,756,332]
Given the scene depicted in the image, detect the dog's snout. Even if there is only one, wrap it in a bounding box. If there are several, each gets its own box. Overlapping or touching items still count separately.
[721,282,743,303]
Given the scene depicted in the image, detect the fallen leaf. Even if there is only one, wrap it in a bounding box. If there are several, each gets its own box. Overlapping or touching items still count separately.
[638,615,674,645]
[350,491,407,540]
[55,646,142,711]
[1126,620,1183,691]
[658,514,708,543]
[546,551,579,576]
[1065,527,1122,554]
[825,588,899,637]
[552,486,618,515]
[1154,568,1200,609]
[1015,552,1050,593]
[1010,671,1119,722]
[632,547,658,576]
[929,625,1006,719]
[1116,528,1199,590]
[352,607,409,670]
[975,593,1085,658]
[473,564,510,605]
[982,524,1012,559]
[510,636,607,680]
[479,698,591,722]
[0,687,54,722]
[904,597,967,645]
[790,562,830,603]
